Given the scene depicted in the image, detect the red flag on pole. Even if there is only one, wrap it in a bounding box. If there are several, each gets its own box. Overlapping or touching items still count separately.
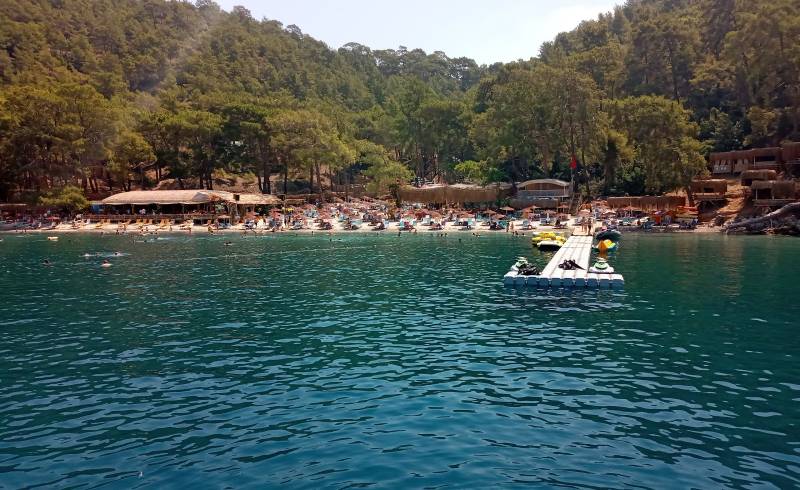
[570,154,577,170]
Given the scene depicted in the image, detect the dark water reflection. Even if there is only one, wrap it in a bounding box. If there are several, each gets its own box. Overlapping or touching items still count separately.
[0,232,798,488]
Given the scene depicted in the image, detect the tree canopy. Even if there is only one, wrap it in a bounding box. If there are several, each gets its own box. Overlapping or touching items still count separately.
[1,0,797,202]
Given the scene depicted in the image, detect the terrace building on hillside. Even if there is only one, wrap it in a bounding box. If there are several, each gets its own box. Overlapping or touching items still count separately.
[749,181,797,208]
[710,148,782,174]
[690,179,727,203]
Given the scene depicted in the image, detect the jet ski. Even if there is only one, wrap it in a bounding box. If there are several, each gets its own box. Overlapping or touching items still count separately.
[511,256,528,272]
[589,257,615,274]
[531,231,565,245]
[511,257,541,276]
[595,228,622,241]
[537,239,563,250]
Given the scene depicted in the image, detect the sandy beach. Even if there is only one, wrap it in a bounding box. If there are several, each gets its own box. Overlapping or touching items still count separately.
[5,217,558,236]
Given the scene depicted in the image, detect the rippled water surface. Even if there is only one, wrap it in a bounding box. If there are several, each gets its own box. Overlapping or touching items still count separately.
[1,232,799,488]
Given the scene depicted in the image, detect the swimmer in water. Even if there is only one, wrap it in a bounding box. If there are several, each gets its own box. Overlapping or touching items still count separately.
[224,241,233,246]
[113,251,122,256]
[101,259,112,267]
[43,259,52,266]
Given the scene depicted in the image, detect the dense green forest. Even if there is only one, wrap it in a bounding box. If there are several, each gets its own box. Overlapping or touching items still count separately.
[0,0,798,202]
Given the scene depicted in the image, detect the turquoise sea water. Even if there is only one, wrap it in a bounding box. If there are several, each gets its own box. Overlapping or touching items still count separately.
[0,232,799,489]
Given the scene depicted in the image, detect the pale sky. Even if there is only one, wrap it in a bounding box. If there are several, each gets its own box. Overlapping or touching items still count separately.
[215,0,621,65]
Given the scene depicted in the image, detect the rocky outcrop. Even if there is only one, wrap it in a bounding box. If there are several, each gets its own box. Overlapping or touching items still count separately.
[725,202,800,235]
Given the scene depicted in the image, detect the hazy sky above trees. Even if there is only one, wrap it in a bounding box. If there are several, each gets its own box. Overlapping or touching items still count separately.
[216,0,620,64]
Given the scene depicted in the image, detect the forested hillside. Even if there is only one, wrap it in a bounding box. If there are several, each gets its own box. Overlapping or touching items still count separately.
[0,0,797,202]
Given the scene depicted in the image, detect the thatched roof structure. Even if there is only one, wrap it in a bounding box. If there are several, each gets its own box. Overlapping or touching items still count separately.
[741,169,777,186]
[710,151,734,162]
[750,147,782,158]
[399,185,446,203]
[234,193,281,205]
[449,183,512,203]
[102,190,279,206]
[710,148,782,162]
[606,196,686,210]
[782,142,800,162]
[103,190,223,205]
[398,183,512,204]
[517,179,569,190]
[690,179,727,194]
[741,169,777,181]
[751,180,797,199]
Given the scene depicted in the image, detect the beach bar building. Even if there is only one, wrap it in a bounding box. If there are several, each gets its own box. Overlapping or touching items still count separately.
[100,190,279,222]
[511,179,571,209]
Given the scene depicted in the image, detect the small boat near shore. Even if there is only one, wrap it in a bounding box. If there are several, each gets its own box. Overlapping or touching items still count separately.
[537,239,563,250]
[532,231,566,250]
[510,257,541,275]
[595,229,622,241]
[589,258,615,274]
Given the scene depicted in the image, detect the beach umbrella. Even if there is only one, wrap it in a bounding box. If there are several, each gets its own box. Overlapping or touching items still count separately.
[500,206,515,212]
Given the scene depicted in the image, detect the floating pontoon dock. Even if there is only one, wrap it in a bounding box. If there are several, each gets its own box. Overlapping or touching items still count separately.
[503,235,624,289]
